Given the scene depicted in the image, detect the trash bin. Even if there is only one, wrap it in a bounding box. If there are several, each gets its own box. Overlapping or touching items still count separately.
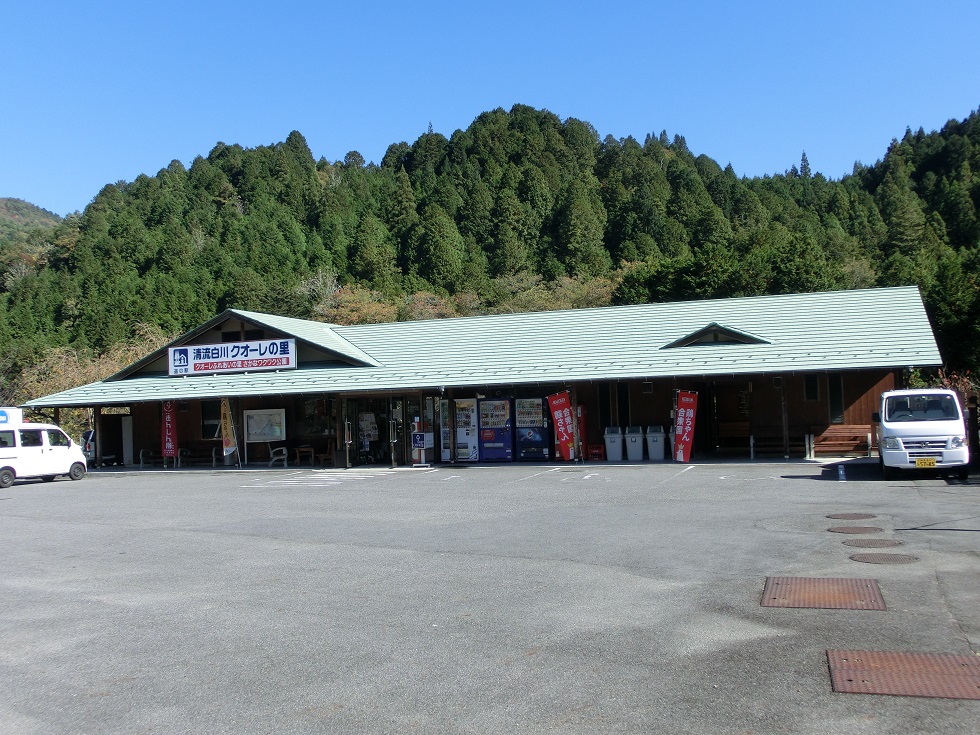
[603,426,623,461]
[646,426,666,462]
[625,426,645,461]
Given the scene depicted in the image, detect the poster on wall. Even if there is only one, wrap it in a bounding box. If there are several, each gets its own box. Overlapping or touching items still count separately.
[358,413,379,441]
[673,391,698,462]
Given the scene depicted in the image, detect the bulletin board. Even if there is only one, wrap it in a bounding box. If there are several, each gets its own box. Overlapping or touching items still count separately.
[244,409,286,442]
[243,408,286,464]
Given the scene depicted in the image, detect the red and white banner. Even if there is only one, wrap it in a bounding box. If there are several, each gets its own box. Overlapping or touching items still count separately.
[161,400,178,458]
[547,391,576,461]
[673,391,698,462]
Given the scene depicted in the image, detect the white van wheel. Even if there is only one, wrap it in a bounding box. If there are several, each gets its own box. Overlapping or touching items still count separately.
[0,468,14,489]
[68,463,86,481]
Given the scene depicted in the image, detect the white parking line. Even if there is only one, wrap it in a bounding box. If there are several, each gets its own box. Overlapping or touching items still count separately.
[507,467,562,484]
[241,469,395,488]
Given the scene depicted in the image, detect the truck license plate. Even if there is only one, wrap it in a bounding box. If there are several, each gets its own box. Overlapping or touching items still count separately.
[915,458,937,468]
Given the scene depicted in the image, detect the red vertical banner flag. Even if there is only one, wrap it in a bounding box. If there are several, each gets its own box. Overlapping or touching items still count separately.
[673,391,698,462]
[547,391,576,461]
[161,400,178,458]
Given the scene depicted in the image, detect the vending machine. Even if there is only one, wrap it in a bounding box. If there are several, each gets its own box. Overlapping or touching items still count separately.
[515,398,550,460]
[477,398,513,461]
[440,398,479,462]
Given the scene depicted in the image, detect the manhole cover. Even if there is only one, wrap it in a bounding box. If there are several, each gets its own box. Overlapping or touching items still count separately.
[827,649,980,699]
[849,553,919,564]
[827,513,877,520]
[761,577,885,610]
[828,526,884,534]
[842,539,903,548]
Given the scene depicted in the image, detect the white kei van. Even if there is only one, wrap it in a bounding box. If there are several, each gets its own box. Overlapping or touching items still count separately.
[0,421,88,488]
[873,388,970,480]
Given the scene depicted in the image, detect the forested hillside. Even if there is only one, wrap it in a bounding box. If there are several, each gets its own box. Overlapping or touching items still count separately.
[0,198,61,285]
[2,105,979,405]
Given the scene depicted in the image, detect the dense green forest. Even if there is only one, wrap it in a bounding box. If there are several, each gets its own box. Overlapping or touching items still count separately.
[2,104,979,404]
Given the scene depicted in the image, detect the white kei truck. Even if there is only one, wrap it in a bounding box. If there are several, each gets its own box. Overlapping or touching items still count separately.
[0,407,87,488]
[873,389,970,480]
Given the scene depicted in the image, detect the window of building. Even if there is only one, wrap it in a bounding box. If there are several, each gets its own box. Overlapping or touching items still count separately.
[827,374,845,424]
[202,400,221,439]
[804,374,819,402]
[617,382,630,426]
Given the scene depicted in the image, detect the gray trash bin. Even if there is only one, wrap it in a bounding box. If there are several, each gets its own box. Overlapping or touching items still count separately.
[603,426,623,461]
[625,426,645,461]
[646,426,665,462]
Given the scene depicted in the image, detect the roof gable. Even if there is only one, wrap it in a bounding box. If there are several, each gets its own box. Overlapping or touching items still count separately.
[661,322,769,349]
[110,309,381,380]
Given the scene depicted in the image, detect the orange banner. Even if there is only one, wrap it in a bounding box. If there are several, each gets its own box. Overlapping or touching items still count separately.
[220,398,237,457]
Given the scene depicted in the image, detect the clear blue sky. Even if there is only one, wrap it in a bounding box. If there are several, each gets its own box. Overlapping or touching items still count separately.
[3,1,978,217]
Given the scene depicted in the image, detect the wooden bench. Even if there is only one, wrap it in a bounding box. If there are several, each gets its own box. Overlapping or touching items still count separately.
[717,421,751,450]
[812,425,873,456]
[751,431,807,458]
[139,448,175,468]
[178,443,222,467]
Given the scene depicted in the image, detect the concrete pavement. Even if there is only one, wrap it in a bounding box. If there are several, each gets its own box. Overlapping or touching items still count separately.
[1,459,978,733]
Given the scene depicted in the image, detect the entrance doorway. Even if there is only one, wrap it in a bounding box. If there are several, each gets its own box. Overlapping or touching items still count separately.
[340,395,437,467]
[343,397,396,466]
[404,396,437,465]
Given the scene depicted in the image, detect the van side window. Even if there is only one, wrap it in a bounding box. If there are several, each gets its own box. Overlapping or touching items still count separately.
[20,429,44,447]
[20,430,44,447]
[0,430,14,447]
[47,430,71,447]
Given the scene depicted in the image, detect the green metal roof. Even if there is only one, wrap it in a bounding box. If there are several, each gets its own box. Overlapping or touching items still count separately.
[228,310,381,366]
[25,287,942,408]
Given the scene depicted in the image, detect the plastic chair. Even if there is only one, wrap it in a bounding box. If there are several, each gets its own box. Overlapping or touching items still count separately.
[268,445,288,467]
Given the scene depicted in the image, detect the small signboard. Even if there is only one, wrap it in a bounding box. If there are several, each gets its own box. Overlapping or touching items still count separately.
[168,339,296,376]
[412,432,426,449]
[0,407,24,425]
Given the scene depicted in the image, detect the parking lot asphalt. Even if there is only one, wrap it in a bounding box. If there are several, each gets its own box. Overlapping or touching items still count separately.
[1,458,978,734]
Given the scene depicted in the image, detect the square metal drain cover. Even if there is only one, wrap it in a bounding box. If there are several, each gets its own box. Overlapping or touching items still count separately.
[761,577,885,610]
[842,538,903,548]
[827,650,980,699]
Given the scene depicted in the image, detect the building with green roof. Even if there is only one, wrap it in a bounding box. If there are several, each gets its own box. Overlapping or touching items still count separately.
[25,286,941,467]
